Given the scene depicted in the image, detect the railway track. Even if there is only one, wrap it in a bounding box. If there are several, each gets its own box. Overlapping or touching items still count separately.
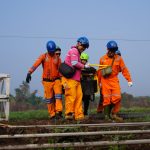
[0,121,150,150]
[91,112,150,119]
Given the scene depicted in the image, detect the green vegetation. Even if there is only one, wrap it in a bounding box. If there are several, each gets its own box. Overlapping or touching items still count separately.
[9,107,150,121]
[120,107,150,112]
[9,109,48,120]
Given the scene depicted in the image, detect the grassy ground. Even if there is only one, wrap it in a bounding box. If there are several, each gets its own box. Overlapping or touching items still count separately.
[120,107,150,113]
[9,109,49,120]
[9,107,150,121]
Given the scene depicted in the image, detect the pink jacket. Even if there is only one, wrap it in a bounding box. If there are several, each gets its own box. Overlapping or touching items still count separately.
[65,46,84,81]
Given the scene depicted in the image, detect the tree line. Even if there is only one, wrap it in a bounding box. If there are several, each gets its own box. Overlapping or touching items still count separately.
[9,81,150,111]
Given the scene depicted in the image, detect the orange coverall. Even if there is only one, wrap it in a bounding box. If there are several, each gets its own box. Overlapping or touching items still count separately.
[97,54,132,113]
[28,53,63,117]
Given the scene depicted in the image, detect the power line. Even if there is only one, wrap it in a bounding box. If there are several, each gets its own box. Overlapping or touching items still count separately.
[0,35,75,40]
[0,35,150,42]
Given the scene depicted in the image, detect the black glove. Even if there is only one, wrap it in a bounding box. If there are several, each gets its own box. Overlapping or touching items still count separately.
[82,67,96,74]
[26,73,31,83]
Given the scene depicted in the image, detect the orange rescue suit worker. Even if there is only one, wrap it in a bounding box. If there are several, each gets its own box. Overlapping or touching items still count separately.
[98,41,133,121]
[26,41,63,120]
[97,50,122,113]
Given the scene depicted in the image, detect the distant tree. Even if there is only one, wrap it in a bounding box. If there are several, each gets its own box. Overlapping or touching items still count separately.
[12,82,150,111]
[121,92,150,108]
[11,81,45,111]
[28,90,44,106]
[15,81,30,102]
[9,94,15,101]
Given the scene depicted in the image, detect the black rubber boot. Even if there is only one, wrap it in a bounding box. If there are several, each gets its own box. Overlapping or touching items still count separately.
[65,112,74,120]
[110,103,123,122]
[104,105,111,120]
[55,111,63,119]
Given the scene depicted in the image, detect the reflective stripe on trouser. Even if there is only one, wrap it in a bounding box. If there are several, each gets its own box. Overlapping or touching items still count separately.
[102,88,121,106]
[64,78,84,120]
[42,80,63,117]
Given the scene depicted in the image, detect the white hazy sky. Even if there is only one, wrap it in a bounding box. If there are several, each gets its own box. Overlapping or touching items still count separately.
[0,0,150,96]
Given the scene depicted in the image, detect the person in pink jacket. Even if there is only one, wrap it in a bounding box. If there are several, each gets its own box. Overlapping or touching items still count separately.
[61,37,90,121]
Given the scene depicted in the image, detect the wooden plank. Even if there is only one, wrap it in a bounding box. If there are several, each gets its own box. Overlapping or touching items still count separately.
[0,95,9,99]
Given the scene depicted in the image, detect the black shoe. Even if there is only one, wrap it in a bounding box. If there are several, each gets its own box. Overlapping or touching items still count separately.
[97,111,103,114]
[65,112,74,120]
[55,111,63,119]
[49,115,56,121]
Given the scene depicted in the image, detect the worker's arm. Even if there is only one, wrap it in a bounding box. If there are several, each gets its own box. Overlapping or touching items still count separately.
[26,54,45,83]
[28,54,45,74]
[120,57,132,82]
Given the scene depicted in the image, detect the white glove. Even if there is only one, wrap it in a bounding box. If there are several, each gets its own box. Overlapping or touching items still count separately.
[128,82,133,87]
[84,63,90,68]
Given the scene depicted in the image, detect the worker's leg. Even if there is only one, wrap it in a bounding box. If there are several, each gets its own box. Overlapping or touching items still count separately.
[112,101,121,114]
[97,104,104,113]
[101,87,112,120]
[74,82,84,120]
[97,92,104,113]
[53,80,63,116]
[82,95,90,116]
[42,81,55,118]
[111,88,123,121]
[63,79,77,120]
[104,104,112,120]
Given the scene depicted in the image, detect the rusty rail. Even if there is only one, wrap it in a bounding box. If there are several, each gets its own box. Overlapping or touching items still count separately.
[4,121,150,129]
[0,139,150,149]
[0,122,150,149]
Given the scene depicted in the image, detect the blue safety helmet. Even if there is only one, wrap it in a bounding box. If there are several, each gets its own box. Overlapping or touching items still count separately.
[106,41,118,51]
[46,41,56,53]
[77,36,89,48]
